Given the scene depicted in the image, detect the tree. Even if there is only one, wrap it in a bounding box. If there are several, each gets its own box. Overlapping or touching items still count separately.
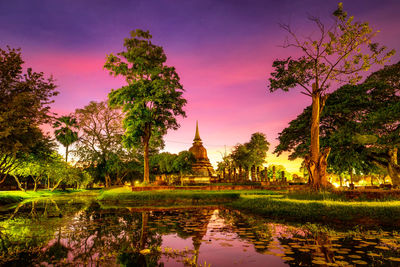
[246,132,270,179]
[0,46,58,184]
[231,144,251,180]
[104,29,187,183]
[274,62,400,185]
[230,132,269,180]
[216,153,234,181]
[12,136,56,191]
[268,3,395,189]
[74,101,137,187]
[173,151,195,186]
[53,115,79,162]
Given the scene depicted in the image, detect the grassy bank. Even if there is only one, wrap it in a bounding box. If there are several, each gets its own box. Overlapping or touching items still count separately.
[229,194,400,227]
[98,187,243,205]
[88,187,400,226]
[0,189,95,205]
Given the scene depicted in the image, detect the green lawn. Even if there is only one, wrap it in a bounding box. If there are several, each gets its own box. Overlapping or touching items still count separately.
[228,194,400,227]
[0,189,93,205]
[97,187,242,205]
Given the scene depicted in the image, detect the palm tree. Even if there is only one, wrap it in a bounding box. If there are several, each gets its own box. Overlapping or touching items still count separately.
[53,115,79,162]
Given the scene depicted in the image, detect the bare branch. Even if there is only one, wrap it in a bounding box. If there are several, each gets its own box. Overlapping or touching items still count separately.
[301,91,312,97]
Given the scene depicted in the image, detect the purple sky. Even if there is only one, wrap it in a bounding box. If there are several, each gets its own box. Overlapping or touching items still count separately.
[1,0,399,172]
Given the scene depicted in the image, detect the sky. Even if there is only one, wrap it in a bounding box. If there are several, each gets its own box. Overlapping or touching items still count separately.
[1,0,399,173]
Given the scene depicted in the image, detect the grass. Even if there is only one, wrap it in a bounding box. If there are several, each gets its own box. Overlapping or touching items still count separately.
[98,187,242,205]
[228,194,400,227]
[0,189,95,205]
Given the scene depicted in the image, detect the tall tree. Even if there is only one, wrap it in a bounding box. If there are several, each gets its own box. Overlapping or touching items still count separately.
[53,115,79,162]
[268,3,394,189]
[274,62,400,185]
[0,46,58,184]
[104,29,187,183]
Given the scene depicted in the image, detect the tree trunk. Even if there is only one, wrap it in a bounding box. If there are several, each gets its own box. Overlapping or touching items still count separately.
[143,141,150,184]
[180,171,183,186]
[307,84,330,190]
[51,179,63,192]
[388,148,400,186]
[105,174,110,188]
[12,175,25,192]
[65,145,69,162]
[33,180,37,192]
[140,212,149,249]
[349,168,353,185]
[339,175,343,187]
[142,124,151,184]
[272,166,276,181]
[309,86,321,188]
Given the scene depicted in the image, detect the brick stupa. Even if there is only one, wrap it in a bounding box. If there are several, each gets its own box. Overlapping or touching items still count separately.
[185,121,215,183]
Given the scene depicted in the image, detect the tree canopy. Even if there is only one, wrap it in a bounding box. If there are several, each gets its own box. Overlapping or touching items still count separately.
[74,101,140,187]
[229,132,269,180]
[0,46,58,184]
[104,29,187,183]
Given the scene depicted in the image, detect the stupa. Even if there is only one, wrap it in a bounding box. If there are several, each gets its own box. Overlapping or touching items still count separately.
[184,121,215,184]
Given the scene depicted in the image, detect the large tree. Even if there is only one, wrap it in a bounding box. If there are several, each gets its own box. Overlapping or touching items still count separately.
[275,62,400,185]
[53,115,79,162]
[0,46,58,184]
[268,3,394,189]
[104,29,187,183]
[74,101,138,187]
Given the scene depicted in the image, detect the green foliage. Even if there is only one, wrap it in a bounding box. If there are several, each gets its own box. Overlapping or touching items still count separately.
[230,132,269,177]
[246,132,270,167]
[12,136,57,191]
[265,164,289,180]
[150,150,195,184]
[0,46,58,183]
[104,29,187,183]
[173,150,196,175]
[151,152,177,175]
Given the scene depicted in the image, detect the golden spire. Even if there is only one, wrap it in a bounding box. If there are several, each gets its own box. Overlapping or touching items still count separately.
[194,120,201,142]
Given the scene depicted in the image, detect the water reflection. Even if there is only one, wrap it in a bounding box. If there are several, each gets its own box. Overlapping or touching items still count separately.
[1,198,400,266]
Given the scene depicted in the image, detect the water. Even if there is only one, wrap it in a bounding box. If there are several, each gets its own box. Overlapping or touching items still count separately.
[1,197,400,266]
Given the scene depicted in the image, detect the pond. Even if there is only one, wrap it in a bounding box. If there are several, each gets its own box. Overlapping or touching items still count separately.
[1,197,400,266]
